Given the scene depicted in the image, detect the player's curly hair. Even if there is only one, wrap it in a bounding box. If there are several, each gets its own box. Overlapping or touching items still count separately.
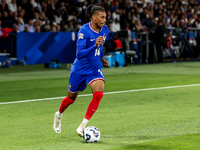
[86,5,105,18]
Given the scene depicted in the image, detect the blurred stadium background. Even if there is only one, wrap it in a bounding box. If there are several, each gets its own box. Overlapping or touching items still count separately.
[0,0,200,149]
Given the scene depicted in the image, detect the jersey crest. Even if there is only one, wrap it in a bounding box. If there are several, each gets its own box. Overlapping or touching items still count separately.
[103,34,106,42]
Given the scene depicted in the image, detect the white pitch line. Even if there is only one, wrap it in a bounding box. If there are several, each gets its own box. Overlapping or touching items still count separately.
[1,83,200,105]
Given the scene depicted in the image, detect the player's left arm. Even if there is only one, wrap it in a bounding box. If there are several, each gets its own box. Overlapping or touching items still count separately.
[100,44,109,67]
[101,56,109,67]
[101,27,110,67]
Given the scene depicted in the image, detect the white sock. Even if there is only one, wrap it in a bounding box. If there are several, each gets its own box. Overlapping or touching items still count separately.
[80,118,89,128]
[57,111,63,118]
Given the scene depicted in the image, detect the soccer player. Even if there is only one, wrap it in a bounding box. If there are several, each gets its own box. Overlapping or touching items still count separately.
[53,5,110,137]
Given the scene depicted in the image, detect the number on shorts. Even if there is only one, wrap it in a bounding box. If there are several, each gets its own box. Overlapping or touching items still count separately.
[98,69,104,77]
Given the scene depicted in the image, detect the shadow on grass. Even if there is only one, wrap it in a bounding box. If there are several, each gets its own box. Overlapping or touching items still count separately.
[99,135,170,150]
[108,144,169,150]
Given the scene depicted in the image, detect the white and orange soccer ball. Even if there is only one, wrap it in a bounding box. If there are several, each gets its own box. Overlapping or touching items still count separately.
[83,126,101,143]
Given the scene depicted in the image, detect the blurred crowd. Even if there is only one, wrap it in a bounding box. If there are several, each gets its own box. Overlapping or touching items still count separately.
[0,0,200,33]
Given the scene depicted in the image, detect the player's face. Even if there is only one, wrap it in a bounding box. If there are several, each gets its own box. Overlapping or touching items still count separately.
[94,11,106,28]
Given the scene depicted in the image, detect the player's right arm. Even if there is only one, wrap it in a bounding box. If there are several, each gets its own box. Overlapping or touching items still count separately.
[76,29,103,60]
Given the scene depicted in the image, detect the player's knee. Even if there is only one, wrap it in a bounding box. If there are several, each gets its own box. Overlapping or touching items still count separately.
[68,95,77,100]
[68,91,78,100]
[93,91,103,101]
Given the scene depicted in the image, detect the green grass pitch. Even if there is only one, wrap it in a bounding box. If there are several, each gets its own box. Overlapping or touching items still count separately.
[0,62,200,150]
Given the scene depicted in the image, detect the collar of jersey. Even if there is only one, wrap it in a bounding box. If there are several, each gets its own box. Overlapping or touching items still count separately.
[89,22,102,34]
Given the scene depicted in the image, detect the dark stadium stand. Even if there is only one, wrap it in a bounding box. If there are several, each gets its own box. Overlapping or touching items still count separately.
[1,0,200,64]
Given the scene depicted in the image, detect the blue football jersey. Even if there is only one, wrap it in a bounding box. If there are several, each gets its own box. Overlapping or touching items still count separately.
[71,22,110,75]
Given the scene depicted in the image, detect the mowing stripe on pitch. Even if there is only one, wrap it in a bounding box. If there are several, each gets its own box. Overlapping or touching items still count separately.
[1,83,200,105]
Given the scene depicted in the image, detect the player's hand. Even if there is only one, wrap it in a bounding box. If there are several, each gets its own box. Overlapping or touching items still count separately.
[96,36,103,47]
[101,57,109,67]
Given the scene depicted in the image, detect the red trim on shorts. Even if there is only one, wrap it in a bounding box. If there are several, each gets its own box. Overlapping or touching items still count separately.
[88,78,105,85]
[68,89,80,94]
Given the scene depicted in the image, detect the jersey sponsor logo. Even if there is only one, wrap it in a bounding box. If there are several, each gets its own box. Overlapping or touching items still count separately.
[90,39,95,41]
[78,33,84,39]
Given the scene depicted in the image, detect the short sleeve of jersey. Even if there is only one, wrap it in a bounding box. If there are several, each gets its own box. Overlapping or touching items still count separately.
[77,27,89,46]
